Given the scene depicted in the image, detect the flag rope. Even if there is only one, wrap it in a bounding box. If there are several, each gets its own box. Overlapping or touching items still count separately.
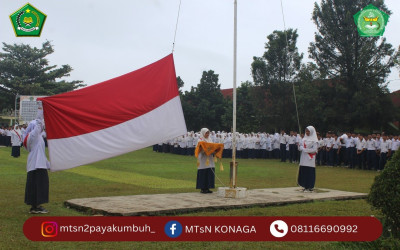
[280,0,301,134]
[172,0,182,53]
[211,167,228,188]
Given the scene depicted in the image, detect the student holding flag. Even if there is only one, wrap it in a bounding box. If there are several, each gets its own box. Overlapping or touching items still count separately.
[297,126,319,192]
[23,106,50,214]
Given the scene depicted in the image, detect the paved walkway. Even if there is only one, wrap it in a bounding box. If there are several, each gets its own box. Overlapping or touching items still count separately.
[65,187,367,216]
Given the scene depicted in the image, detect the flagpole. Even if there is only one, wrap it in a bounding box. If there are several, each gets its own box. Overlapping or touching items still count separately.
[231,0,237,189]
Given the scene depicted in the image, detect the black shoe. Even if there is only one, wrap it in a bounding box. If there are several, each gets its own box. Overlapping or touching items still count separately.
[29,206,49,214]
[206,189,213,193]
[200,189,207,194]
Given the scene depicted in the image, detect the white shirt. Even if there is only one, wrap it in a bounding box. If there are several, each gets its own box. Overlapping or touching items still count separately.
[356,138,366,151]
[326,137,334,148]
[299,141,318,168]
[366,139,376,151]
[391,140,400,151]
[11,129,22,146]
[266,136,272,151]
[288,135,296,145]
[380,140,390,153]
[279,134,288,144]
[375,139,381,149]
[26,121,50,172]
[260,136,267,150]
[333,138,340,149]
[224,136,232,149]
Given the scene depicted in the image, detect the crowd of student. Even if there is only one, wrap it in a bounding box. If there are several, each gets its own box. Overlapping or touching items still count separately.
[3,125,397,172]
[0,124,26,146]
[153,130,399,171]
[1,124,48,150]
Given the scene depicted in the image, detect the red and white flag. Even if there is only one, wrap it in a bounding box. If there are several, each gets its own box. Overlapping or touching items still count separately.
[39,54,187,171]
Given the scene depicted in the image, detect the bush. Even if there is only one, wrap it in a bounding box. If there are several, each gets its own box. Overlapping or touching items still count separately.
[337,237,400,249]
[368,150,400,238]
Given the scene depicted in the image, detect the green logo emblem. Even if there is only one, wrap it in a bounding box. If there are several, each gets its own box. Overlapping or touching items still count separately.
[9,3,47,37]
[354,4,389,37]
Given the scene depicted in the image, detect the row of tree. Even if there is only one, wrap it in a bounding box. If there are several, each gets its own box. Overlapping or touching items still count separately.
[181,0,400,134]
[1,0,399,134]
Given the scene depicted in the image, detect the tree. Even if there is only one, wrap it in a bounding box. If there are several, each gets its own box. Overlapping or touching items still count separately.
[176,76,184,94]
[295,63,326,131]
[181,70,226,131]
[309,0,397,131]
[0,41,84,112]
[251,29,303,132]
[235,81,257,132]
[252,29,303,86]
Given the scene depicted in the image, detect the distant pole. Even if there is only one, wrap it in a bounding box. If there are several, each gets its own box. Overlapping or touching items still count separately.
[231,0,238,188]
[14,93,19,125]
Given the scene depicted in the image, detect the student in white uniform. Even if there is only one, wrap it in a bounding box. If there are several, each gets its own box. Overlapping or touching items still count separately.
[297,126,318,192]
[23,107,50,214]
[279,130,288,162]
[266,134,272,159]
[11,125,22,158]
[236,133,243,159]
[224,133,232,158]
[356,134,366,169]
[332,134,340,167]
[288,131,296,163]
[5,127,12,147]
[389,136,399,159]
[196,128,215,194]
[325,133,334,166]
[272,133,280,159]
[260,133,267,159]
[316,134,324,166]
[378,135,391,171]
[254,133,261,158]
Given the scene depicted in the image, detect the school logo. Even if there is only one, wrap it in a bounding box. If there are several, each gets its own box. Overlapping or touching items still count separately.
[353,4,389,37]
[10,3,47,37]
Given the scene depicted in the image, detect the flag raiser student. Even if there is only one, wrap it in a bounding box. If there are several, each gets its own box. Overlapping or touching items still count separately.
[297,126,319,192]
[23,107,50,214]
[196,128,215,194]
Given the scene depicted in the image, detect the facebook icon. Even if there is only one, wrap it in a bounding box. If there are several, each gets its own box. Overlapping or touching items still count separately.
[164,220,182,238]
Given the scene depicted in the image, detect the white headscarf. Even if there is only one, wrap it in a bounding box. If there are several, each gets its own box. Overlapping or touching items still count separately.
[303,126,318,142]
[199,128,212,143]
[23,120,37,141]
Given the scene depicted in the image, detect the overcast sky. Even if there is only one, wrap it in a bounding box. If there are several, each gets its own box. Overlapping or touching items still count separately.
[1,0,399,92]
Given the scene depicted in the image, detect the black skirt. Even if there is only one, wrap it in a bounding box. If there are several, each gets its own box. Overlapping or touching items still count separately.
[25,169,49,206]
[297,165,316,190]
[196,168,215,190]
[11,146,20,157]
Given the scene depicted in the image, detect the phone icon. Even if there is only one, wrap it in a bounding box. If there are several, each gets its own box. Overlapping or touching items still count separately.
[270,220,288,238]
[274,224,284,234]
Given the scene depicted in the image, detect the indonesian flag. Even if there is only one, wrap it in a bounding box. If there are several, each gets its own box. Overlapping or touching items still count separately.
[39,54,187,171]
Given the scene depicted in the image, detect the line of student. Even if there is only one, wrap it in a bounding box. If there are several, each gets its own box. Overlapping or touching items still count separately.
[154,130,399,171]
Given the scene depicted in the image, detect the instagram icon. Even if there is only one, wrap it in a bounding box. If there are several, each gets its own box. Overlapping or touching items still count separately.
[41,221,58,237]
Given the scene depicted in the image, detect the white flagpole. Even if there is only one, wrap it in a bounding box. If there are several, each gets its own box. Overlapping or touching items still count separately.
[231,0,237,188]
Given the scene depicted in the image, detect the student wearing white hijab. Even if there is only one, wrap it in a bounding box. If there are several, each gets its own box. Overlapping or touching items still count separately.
[23,107,50,213]
[196,128,215,194]
[297,126,319,192]
[11,124,22,157]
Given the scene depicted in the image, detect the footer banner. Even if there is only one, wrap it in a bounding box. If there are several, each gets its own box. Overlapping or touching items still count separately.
[24,216,382,241]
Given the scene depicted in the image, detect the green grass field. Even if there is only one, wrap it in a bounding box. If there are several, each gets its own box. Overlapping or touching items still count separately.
[0,146,381,249]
